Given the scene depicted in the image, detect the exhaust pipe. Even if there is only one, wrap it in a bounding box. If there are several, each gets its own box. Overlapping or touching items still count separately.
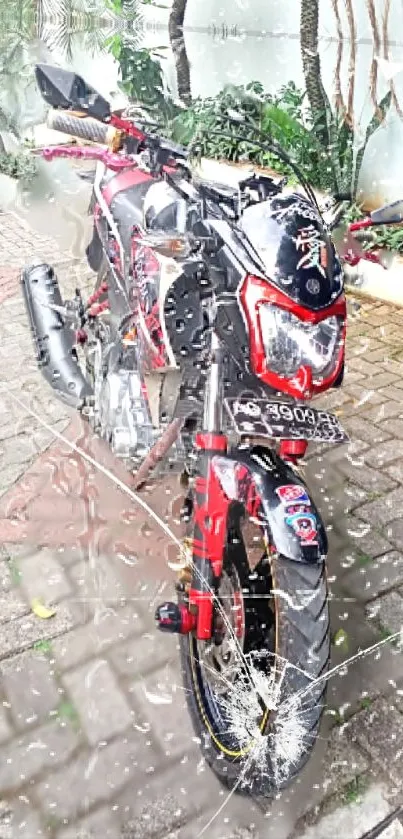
[21,263,93,408]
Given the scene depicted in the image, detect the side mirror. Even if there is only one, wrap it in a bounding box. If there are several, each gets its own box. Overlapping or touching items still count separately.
[371,199,403,224]
[35,64,111,121]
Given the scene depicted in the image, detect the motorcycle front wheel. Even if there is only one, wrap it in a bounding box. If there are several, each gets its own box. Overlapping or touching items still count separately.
[180,506,329,795]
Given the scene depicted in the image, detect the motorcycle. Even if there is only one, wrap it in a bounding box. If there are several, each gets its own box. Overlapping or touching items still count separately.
[23,63,353,795]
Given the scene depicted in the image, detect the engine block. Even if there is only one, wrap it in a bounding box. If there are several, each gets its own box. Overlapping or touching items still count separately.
[97,368,155,459]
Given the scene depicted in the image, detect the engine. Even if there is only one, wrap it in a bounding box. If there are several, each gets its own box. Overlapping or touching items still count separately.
[87,326,186,473]
[89,332,155,461]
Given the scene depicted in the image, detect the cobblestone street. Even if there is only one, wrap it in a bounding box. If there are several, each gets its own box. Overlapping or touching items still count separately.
[2,210,403,838]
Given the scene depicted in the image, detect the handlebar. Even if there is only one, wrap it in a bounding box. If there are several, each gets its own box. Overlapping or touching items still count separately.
[47,109,115,146]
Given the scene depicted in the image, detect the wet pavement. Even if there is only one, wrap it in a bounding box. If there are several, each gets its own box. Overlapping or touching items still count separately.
[1,211,403,837]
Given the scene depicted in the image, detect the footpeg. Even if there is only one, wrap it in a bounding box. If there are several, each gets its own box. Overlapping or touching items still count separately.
[155,602,196,634]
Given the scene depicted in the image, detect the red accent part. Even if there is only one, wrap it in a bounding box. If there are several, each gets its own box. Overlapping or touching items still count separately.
[275,484,309,503]
[232,590,245,639]
[178,604,197,634]
[188,589,214,640]
[195,433,228,452]
[285,510,318,546]
[344,252,361,267]
[349,218,374,232]
[361,250,383,265]
[345,248,383,267]
[240,274,346,400]
[102,168,153,207]
[131,238,168,369]
[192,469,230,576]
[41,145,134,171]
[190,460,266,640]
[109,114,146,142]
[235,464,262,520]
[89,300,109,317]
[75,328,87,345]
[86,282,108,309]
[279,440,308,462]
[140,379,149,402]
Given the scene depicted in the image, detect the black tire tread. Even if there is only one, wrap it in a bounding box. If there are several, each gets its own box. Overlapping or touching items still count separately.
[180,554,330,797]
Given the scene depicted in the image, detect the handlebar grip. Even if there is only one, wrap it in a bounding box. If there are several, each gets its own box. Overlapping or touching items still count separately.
[47,110,113,145]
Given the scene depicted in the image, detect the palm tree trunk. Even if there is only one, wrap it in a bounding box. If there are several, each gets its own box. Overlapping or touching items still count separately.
[169,0,191,106]
[300,0,330,148]
[382,0,402,116]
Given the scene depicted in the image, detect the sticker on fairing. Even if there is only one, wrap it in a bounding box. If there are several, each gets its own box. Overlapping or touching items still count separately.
[275,484,310,505]
[285,511,318,546]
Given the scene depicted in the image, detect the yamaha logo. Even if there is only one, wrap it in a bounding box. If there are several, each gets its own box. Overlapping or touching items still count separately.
[306,277,321,295]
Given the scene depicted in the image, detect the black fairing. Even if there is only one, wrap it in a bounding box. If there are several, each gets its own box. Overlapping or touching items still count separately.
[86,223,103,272]
[163,267,207,362]
[241,192,344,311]
[109,182,152,250]
[215,445,328,563]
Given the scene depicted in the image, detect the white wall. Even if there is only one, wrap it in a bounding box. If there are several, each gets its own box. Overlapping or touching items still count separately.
[6,0,403,207]
[141,0,403,205]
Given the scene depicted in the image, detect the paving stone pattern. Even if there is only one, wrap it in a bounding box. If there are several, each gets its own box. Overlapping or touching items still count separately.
[2,213,403,837]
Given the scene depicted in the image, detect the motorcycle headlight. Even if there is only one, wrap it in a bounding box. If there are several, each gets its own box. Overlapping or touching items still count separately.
[259,305,343,380]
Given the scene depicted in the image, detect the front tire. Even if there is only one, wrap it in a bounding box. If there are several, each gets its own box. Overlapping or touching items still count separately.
[180,511,329,796]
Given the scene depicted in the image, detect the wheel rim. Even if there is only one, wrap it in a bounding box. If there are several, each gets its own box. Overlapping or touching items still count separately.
[196,563,245,699]
[188,514,276,760]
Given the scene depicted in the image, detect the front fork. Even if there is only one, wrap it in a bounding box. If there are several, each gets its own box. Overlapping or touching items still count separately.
[156,332,230,640]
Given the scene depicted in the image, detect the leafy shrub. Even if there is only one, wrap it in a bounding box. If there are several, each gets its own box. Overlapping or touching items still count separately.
[105,28,392,204]
[343,203,403,254]
[169,80,348,191]
[0,151,37,181]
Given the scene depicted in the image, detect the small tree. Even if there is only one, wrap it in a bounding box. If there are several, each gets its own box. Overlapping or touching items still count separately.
[169,0,191,106]
[300,0,330,148]
[300,0,392,197]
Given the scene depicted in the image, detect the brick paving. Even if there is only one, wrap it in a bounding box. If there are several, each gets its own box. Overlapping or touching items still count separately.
[1,213,403,837]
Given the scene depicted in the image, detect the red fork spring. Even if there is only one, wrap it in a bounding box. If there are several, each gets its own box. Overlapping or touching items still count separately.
[88,300,110,318]
[86,282,108,309]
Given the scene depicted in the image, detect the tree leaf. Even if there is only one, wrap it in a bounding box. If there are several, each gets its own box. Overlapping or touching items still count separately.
[31,598,56,620]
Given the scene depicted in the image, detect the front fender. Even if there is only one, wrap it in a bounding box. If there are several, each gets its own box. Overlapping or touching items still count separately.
[212,445,328,564]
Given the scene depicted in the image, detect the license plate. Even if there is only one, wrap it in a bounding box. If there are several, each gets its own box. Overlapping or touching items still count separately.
[224,398,349,444]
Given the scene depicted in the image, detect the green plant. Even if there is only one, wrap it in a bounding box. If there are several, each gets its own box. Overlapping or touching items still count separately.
[0,151,37,181]
[375,226,403,253]
[327,706,345,725]
[7,556,21,585]
[168,80,391,196]
[107,34,176,121]
[333,628,349,652]
[359,696,372,710]
[343,203,403,254]
[56,699,80,729]
[32,639,53,655]
[342,776,368,804]
[44,815,62,833]
[170,81,309,176]
[358,552,373,567]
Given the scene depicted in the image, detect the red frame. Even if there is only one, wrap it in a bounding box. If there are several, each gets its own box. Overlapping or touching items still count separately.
[239,274,346,400]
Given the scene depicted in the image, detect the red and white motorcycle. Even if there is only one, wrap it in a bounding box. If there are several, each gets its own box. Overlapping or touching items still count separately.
[23,63,355,794]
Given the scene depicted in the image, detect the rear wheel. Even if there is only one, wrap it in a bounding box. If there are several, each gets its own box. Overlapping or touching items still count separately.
[180,507,329,795]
